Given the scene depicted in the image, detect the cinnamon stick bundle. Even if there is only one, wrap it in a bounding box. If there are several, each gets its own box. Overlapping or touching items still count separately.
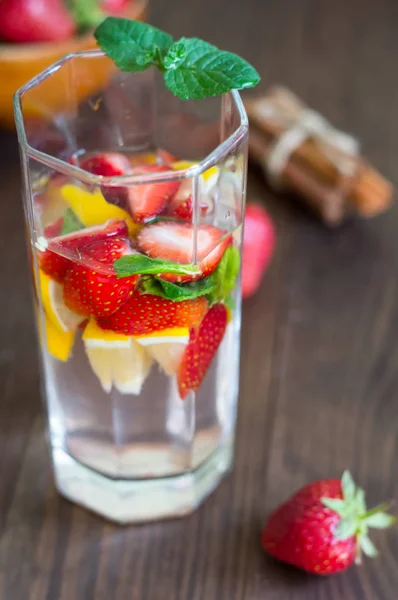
[245,87,393,226]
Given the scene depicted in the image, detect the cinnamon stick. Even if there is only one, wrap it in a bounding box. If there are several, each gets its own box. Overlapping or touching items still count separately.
[249,128,349,226]
[245,91,393,224]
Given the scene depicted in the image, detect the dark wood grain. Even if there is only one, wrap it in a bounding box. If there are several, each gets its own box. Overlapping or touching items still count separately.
[1,0,397,598]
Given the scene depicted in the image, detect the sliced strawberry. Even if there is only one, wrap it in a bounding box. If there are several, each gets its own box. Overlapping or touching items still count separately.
[167,180,209,222]
[178,304,227,399]
[127,165,180,223]
[137,222,231,283]
[63,237,137,318]
[80,153,132,177]
[39,219,128,282]
[79,152,133,208]
[43,217,64,239]
[38,248,68,284]
[98,292,208,336]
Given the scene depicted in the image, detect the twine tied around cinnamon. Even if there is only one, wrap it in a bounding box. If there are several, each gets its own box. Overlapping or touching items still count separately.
[254,86,359,189]
[245,86,393,226]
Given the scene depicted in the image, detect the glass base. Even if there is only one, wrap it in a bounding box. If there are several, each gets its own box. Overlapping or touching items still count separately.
[52,439,234,523]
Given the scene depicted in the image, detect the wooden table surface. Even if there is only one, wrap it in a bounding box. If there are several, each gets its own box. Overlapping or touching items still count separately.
[1,0,398,598]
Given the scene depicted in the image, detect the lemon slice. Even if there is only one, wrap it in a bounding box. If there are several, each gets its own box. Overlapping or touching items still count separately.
[39,312,75,362]
[61,185,139,236]
[83,319,152,394]
[135,327,189,375]
[130,152,158,166]
[39,269,83,333]
[171,161,219,194]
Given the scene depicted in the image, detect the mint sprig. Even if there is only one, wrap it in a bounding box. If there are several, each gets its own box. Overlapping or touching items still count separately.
[139,275,217,302]
[114,253,201,277]
[208,245,240,304]
[95,18,260,100]
[116,245,241,304]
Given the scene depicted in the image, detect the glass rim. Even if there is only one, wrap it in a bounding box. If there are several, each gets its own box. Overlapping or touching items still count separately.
[13,50,249,186]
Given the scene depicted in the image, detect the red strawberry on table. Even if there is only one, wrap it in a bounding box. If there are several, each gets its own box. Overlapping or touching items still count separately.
[178,303,227,399]
[128,165,180,223]
[261,471,395,575]
[63,237,137,318]
[137,222,231,283]
[0,0,75,44]
[98,292,208,336]
[38,219,128,283]
[242,203,275,299]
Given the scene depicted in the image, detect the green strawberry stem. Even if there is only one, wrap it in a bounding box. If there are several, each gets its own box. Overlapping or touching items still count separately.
[321,471,396,563]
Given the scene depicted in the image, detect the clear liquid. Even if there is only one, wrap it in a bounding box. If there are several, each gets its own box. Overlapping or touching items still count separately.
[42,309,240,478]
[33,149,243,521]
[38,295,241,522]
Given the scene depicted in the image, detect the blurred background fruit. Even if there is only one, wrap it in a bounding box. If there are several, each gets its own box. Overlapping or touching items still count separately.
[0,0,148,129]
[242,203,276,299]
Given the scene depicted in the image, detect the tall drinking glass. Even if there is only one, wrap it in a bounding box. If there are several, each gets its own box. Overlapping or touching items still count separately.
[14,51,248,523]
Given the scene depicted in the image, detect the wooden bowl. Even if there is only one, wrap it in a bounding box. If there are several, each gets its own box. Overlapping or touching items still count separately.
[0,0,148,130]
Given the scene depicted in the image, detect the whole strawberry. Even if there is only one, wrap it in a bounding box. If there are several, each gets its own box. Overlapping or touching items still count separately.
[242,203,275,299]
[261,471,395,575]
[0,0,75,44]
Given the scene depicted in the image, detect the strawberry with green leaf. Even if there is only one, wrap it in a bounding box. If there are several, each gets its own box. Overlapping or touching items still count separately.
[261,471,396,575]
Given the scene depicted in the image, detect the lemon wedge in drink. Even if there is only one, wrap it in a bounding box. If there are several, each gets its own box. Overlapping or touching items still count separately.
[171,161,219,193]
[39,269,84,333]
[82,319,153,394]
[135,327,190,375]
[44,315,75,362]
[61,185,139,235]
[36,307,75,362]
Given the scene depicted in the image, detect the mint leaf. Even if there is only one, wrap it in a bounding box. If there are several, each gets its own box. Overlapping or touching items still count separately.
[95,18,173,72]
[208,245,240,304]
[116,245,240,304]
[164,38,260,100]
[114,253,200,277]
[94,19,260,100]
[140,275,217,302]
[225,294,235,310]
[163,42,187,70]
[60,209,84,235]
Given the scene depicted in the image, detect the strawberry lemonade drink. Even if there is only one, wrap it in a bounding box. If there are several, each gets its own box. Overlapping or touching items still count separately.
[14,19,258,522]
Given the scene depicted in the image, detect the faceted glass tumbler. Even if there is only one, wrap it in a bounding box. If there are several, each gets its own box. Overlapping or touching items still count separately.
[14,51,248,523]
